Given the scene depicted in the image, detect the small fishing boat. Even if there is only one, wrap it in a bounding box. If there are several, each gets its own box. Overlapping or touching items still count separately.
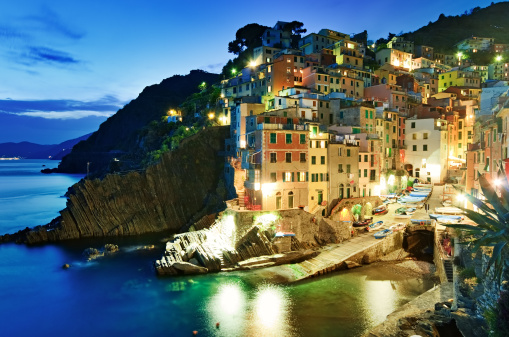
[429,214,463,221]
[395,207,416,215]
[353,217,373,227]
[275,232,296,237]
[411,219,433,226]
[366,221,383,232]
[372,205,388,215]
[434,207,463,215]
[394,213,412,219]
[390,223,406,231]
[374,228,393,239]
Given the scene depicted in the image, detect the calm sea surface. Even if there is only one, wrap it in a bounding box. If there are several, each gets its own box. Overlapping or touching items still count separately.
[0,159,434,337]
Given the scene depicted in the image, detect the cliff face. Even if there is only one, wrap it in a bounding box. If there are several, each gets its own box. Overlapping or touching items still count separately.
[57,70,220,174]
[18,126,229,244]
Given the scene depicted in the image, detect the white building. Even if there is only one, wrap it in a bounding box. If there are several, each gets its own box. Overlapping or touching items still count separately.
[404,118,449,183]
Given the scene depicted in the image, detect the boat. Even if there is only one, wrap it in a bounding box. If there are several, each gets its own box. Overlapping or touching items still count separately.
[374,228,393,239]
[372,206,388,215]
[390,223,406,231]
[436,217,462,224]
[275,232,295,237]
[394,213,412,219]
[366,221,383,232]
[434,207,463,215]
[410,219,434,226]
[429,214,463,221]
[395,207,416,215]
[353,217,373,227]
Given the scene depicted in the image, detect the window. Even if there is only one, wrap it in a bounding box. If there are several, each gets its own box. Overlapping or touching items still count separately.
[311,156,316,164]
[411,122,415,128]
[413,145,417,151]
[346,164,351,173]
[300,153,306,163]
[321,156,325,164]
[423,133,428,139]
[270,172,277,182]
[270,153,277,163]
[347,149,351,157]
[286,134,292,144]
[412,133,417,140]
[298,172,306,182]
[370,111,373,119]
[270,133,277,143]
[423,144,428,151]
[338,164,343,173]
[365,110,369,118]
[359,155,362,162]
[364,169,368,177]
[286,153,292,163]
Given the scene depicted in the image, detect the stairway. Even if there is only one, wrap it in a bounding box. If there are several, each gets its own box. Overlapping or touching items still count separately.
[444,259,454,282]
[238,189,245,208]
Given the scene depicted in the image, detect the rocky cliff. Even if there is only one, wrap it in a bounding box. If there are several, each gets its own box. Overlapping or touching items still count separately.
[3,126,229,244]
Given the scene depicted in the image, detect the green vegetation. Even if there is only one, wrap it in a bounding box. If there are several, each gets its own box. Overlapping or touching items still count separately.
[402,2,509,53]
[445,169,509,284]
[459,266,477,279]
[484,290,509,337]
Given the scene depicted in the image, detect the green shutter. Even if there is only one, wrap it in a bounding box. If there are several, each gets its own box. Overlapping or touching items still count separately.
[282,173,286,182]
[270,133,276,143]
[292,172,295,182]
[300,134,305,144]
[306,172,309,181]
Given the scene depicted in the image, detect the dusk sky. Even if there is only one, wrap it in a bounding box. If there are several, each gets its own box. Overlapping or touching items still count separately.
[0,0,503,144]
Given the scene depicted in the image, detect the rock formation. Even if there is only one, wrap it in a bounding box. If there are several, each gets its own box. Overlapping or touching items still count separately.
[2,126,229,244]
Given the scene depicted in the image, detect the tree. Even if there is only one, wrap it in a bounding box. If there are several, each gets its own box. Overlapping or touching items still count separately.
[445,169,509,284]
[227,23,270,55]
[283,21,307,35]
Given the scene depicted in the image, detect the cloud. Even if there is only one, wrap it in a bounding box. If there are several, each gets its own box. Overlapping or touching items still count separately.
[0,96,125,120]
[0,6,84,68]
[24,46,80,65]
[25,6,85,41]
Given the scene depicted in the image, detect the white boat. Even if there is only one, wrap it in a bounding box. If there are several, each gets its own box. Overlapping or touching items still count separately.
[394,214,412,219]
[390,223,407,231]
[434,207,463,215]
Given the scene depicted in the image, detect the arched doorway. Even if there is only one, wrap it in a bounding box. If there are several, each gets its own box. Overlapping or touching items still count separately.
[364,202,373,217]
[351,204,362,221]
[288,191,294,208]
[404,164,413,177]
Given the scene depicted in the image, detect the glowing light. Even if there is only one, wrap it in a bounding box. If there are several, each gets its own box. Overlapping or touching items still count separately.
[387,174,395,186]
[457,52,463,59]
[373,185,382,196]
[496,55,503,62]
[494,179,501,186]
[208,113,215,119]
[253,286,289,333]
[231,68,237,75]
[254,182,260,191]
[380,176,386,189]
[249,60,257,67]
[240,140,246,148]
[457,194,465,202]
[254,213,280,229]
[261,183,276,196]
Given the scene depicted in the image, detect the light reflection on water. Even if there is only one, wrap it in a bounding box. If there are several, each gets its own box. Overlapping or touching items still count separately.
[206,282,296,337]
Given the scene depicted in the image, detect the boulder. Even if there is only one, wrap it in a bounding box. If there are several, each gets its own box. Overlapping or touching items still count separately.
[172,262,208,275]
[344,261,361,269]
[83,247,101,261]
[104,244,119,253]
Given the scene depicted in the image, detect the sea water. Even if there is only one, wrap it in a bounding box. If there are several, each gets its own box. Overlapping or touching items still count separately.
[0,159,434,337]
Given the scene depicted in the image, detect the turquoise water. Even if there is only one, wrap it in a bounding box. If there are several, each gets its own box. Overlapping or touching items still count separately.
[0,160,434,336]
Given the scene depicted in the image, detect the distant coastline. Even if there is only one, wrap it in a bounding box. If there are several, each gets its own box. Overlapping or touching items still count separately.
[0,157,21,160]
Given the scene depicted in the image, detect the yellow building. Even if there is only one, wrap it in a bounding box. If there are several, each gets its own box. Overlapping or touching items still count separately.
[438,69,481,92]
[308,127,329,213]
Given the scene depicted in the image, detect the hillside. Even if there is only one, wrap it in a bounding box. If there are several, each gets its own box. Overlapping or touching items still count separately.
[0,133,91,159]
[402,2,509,53]
[56,69,220,174]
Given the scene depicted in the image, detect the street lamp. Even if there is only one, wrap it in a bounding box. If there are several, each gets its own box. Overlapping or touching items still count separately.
[456,52,463,65]
[231,68,237,75]
[496,55,503,62]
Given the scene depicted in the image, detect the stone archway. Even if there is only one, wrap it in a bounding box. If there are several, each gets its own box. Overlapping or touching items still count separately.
[404,164,413,177]
[364,202,373,217]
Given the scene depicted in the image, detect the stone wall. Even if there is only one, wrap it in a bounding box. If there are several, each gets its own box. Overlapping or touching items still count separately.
[344,230,405,264]
[223,208,352,248]
[329,196,383,221]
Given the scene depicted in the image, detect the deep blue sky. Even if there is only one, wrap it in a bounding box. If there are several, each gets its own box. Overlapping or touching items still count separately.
[0,0,503,144]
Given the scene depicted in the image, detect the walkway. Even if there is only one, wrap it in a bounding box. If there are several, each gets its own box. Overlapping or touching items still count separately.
[275,185,447,282]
